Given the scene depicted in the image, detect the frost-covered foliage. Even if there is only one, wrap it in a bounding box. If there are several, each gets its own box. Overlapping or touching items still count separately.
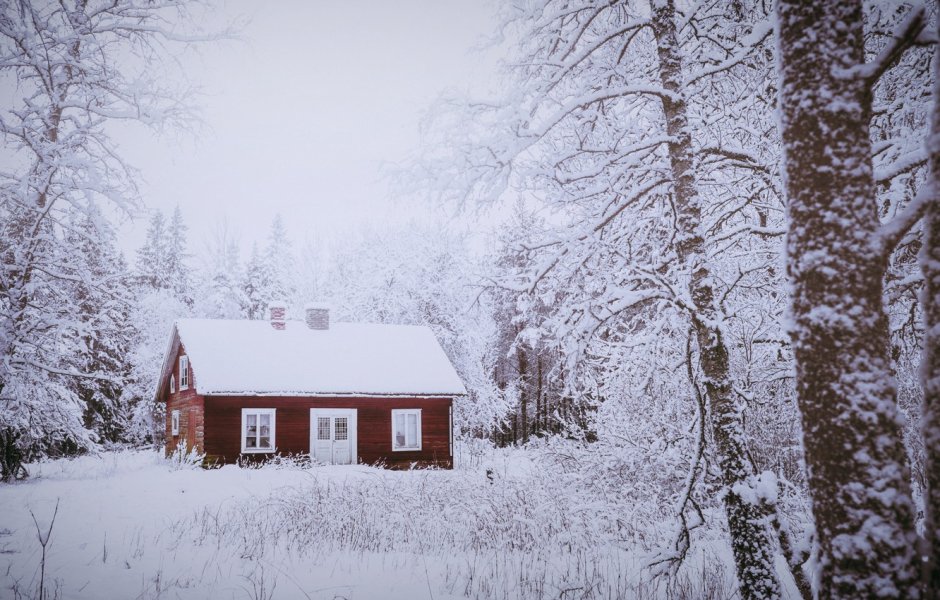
[137,207,193,304]
[1,449,752,600]
[124,289,189,443]
[193,222,247,320]
[118,205,200,445]
[326,223,509,434]
[2,0,936,596]
[399,0,939,596]
[237,215,299,318]
[173,443,744,600]
[412,0,804,596]
[0,0,217,469]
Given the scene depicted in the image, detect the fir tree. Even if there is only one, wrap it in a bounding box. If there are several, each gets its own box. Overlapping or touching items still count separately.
[136,211,169,291]
[242,242,267,319]
[166,206,193,306]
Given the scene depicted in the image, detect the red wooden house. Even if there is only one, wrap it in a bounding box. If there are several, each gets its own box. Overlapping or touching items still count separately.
[155,304,465,468]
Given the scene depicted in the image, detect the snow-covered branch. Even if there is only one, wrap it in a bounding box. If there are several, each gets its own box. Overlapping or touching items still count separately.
[876,183,931,258]
[835,5,926,87]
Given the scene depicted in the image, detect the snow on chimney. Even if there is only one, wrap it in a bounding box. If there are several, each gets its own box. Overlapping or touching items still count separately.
[305,302,330,330]
[269,301,287,330]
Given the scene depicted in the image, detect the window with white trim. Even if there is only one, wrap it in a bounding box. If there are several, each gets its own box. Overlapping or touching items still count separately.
[241,408,276,453]
[169,375,176,394]
[392,409,421,451]
[171,410,180,436]
[179,356,190,390]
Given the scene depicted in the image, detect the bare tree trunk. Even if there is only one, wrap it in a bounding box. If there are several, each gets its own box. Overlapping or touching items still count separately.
[518,347,528,444]
[921,13,940,599]
[777,0,920,596]
[537,355,543,435]
[650,2,782,598]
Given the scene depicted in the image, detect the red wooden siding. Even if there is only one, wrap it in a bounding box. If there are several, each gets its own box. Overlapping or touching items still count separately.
[203,395,453,468]
[164,345,205,455]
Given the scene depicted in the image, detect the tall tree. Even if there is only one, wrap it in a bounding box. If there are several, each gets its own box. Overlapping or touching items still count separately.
[244,214,297,314]
[417,1,794,595]
[195,221,246,319]
[648,3,782,594]
[136,211,169,291]
[66,206,135,446]
[136,207,193,304]
[488,203,569,444]
[777,1,928,596]
[166,205,193,305]
[0,0,217,476]
[242,242,267,319]
[920,9,940,597]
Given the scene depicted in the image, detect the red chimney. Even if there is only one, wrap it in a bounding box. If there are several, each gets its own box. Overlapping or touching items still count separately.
[269,301,287,330]
[304,302,330,330]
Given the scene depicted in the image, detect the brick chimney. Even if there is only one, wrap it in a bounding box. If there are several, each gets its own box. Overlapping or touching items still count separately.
[268,301,287,330]
[304,303,330,330]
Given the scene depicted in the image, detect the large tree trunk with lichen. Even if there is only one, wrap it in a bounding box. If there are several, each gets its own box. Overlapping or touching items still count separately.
[777,0,920,597]
[650,2,783,598]
[921,13,940,599]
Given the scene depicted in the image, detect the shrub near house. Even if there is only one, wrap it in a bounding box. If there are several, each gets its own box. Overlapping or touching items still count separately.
[156,303,465,468]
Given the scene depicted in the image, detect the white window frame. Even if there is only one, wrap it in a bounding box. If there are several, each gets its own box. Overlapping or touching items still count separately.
[241,408,276,454]
[171,410,180,436]
[391,409,422,452]
[169,374,176,394]
[179,356,190,390]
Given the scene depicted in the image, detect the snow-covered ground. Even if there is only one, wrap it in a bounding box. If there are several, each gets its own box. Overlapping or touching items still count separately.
[1,448,748,599]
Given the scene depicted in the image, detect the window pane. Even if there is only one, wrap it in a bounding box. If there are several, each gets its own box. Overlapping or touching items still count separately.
[318,417,330,440]
[259,436,270,448]
[335,417,348,441]
[245,435,256,448]
[260,414,270,436]
[407,414,417,447]
[394,414,405,448]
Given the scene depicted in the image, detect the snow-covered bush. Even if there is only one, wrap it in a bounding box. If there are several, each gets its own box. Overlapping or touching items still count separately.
[165,445,205,471]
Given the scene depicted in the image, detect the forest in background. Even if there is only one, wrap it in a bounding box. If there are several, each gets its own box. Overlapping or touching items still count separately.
[1,0,938,598]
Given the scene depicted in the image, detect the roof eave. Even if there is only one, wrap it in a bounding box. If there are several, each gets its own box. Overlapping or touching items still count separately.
[152,323,181,404]
[200,390,467,398]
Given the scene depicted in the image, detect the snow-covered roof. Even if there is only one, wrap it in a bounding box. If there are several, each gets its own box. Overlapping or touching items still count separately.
[156,318,467,399]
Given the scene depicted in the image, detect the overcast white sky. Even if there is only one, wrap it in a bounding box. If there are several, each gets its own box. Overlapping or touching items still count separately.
[113,0,500,257]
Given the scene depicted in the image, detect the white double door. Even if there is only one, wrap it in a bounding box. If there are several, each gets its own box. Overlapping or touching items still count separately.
[310,408,358,465]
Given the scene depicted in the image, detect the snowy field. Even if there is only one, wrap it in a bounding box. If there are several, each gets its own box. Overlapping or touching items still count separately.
[1,447,758,600]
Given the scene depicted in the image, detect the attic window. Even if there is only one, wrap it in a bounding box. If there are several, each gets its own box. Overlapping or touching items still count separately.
[392,409,421,451]
[169,375,176,394]
[180,356,190,390]
[171,410,180,436]
[241,408,276,454]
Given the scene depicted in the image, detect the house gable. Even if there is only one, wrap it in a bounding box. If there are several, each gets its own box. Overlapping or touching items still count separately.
[162,337,205,456]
